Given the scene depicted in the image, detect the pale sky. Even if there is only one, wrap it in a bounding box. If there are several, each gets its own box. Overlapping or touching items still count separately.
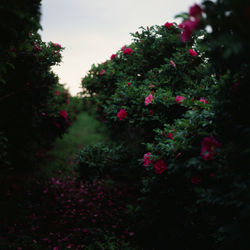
[40,0,201,96]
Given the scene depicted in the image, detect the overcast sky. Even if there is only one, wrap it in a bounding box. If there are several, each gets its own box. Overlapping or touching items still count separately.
[40,0,201,96]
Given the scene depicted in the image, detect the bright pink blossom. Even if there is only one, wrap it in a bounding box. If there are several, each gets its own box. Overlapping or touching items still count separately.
[123,48,133,55]
[189,4,202,18]
[143,152,153,167]
[175,95,185,104]
[170,60,176,67]
[100,69,106,75]
[154,159,167,174]
[164,22,174,28]
[121,45,126,51]
[189,49,197,56]
[199,97,208,104]
[167,132,173,140]
[117,109,127,120]
[201,135,221,161]
[180,19,200,42]
[128,82,131,87]
[59,110,68,120]
[145,94,154,106]
[110,54,116,60]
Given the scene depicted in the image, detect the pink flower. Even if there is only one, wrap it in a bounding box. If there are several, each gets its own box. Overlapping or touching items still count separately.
[170,60,176,67]
[59,110,68,120]
[164,22,174,28]
[167,132,173,140]
[154,159,167,174]
[123,48,133,55]
[175,95,185,104]
[149,109,154,115]
[56,90,60,96]
[52,43,62,49]
[117,109,127,120]
[110,54,116,60]
[53,247,59,250]
[100,69,106,75]
[191,177,201,184]
[143,152,153,166]
[201,135,222,161]
[189,49,197,56]
[199,97,208,104]
[128,82,131,87]
[121,45,126,51]
[189,4,202,18]
[145,94,154,106]
[180,19,200,42]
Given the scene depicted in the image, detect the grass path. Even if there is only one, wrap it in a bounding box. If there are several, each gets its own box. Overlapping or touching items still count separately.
[37,111,110,178]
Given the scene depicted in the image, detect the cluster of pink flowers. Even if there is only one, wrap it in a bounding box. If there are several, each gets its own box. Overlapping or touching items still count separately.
[52,43,62,49]
[145,94,154,106]
[189,49,197,57]
[154,160,167,174]
[164,22,174,28]
[175,95,185,104]
[33,43,42,51]
[117,109,127,120]
[179,4,202,42]
[99,69,106,76]
[123,47,133,55]
[199,97,208,104]
[142,153,167,175]
[142,152,153,166]
[201,135,222,161]
[59,110,68,121]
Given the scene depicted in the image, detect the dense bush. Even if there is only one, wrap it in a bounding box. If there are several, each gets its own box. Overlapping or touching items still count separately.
[80,1,250,249]
[0,1,74,170]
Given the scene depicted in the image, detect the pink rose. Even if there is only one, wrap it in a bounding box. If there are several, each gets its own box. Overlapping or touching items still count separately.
[170,60,176,67]
[110,54,116,60]
[175,96,185,104]
[100,69,106,75]
[164,22,174,28]
[142,152,153,167]
[123,48,133,55]
[201,135,221,161]
[128,82,131,87]
[145,94,154,106]
[189,49,197,56]
[180,19,200,42]
[167,132,173,140]
[121,45,127,51]
[154,160,167,174]
[117,109,127,120]
[189,4,202,18]
[199,97,208,104]
[59,110,68,120]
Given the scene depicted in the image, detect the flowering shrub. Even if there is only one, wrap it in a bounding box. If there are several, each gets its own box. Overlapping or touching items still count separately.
[0,20,72,168]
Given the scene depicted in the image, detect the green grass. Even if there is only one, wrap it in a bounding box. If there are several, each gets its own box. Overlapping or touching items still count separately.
[37,111,110,178]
